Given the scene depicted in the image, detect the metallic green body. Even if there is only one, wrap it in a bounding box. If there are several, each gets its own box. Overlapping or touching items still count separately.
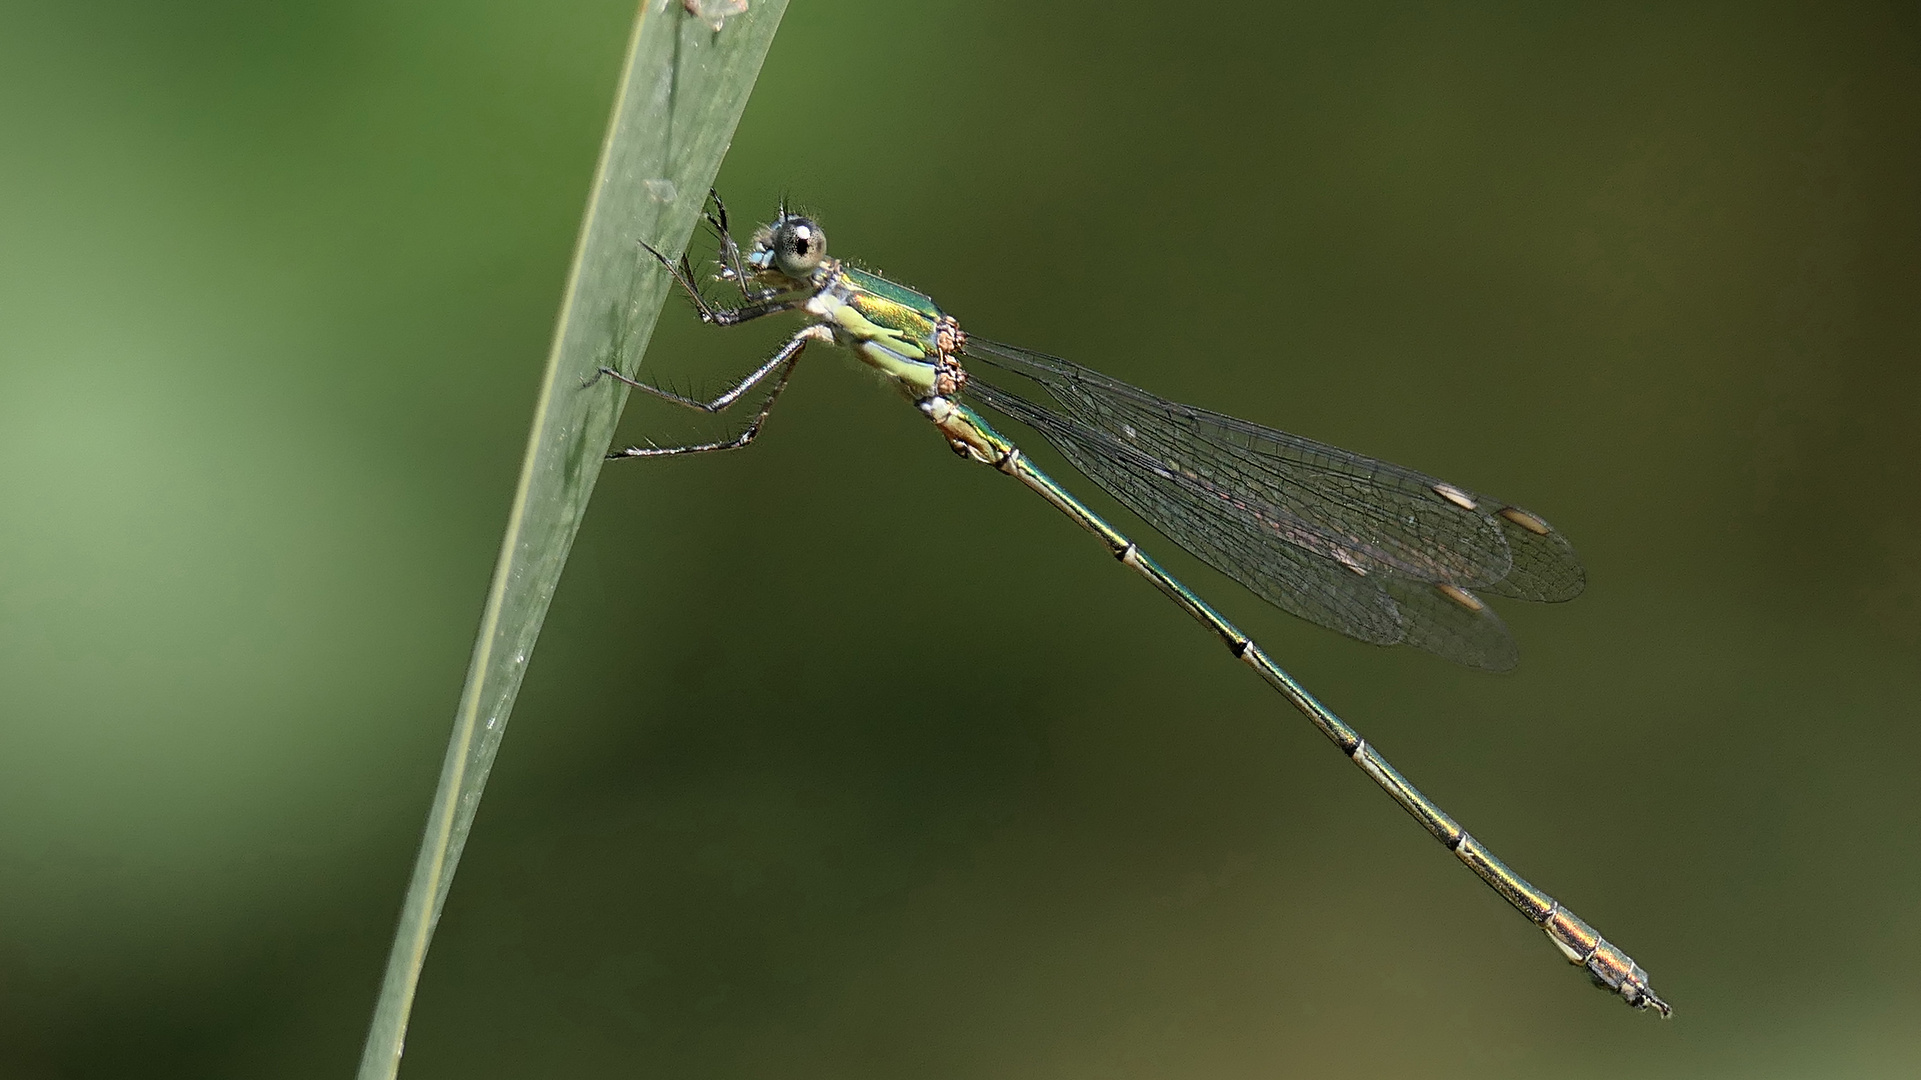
[804,264,947,395]
[615,200,1669,1017]
[843,266,944,329]
[917,395,1666,1015]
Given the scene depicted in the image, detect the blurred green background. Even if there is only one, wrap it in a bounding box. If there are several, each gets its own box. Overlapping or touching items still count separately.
[2,1,1918,1076]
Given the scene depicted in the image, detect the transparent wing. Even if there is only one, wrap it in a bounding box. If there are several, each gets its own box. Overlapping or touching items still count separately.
[961,337,1585,670]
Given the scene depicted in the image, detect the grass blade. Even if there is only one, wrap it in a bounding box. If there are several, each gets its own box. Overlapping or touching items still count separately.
[356,3,787,1076]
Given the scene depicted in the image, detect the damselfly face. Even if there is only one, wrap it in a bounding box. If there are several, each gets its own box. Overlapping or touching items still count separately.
[743,212,829,285]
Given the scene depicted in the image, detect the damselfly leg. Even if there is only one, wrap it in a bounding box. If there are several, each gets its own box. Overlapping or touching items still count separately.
[604,326,828,459]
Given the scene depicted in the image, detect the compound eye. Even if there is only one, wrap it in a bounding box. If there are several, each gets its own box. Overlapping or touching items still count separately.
[773,217,826,277]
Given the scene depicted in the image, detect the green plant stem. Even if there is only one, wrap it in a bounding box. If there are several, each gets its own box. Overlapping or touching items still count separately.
[356,3,787,1077]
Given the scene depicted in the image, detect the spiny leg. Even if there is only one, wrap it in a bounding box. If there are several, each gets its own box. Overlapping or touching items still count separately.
[605,326,829,460]
[702,190,765,302]
[605,360,797,459]
[598,327,803,415]
[639,238,800,327]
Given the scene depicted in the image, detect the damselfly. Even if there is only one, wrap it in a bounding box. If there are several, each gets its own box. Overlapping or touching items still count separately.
[601,193,1669,1016]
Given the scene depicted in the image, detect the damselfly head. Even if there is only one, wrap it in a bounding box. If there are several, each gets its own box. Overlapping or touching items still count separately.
[746,213,828,281]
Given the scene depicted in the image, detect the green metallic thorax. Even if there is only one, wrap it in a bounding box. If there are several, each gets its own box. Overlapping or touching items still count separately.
[791,262,952,398]
[842,266,945,339]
